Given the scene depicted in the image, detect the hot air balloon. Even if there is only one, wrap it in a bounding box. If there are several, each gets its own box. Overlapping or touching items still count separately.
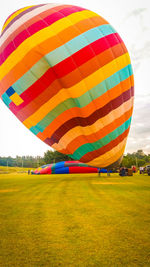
[33,161,99,175]
[0,4,134,168]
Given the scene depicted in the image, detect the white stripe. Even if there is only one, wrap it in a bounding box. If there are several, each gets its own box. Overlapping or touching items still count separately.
[0,3,62,46]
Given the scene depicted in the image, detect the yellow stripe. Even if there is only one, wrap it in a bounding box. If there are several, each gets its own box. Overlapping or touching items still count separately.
[0,10,98,80]
[9,92,24,106]
[2,6,34,32]
[87,138,127,167]
[23,53,131,129]
[52,98,133,152]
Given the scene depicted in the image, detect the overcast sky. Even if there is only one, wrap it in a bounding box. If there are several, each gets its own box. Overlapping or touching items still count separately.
[0,0,150,157]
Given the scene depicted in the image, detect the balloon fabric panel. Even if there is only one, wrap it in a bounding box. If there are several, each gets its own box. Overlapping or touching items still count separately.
[0,4,134,167]
[33,161,98,174]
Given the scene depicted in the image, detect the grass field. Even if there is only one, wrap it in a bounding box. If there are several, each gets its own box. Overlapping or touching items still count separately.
[0,166,34,174]
[0,172,149,266]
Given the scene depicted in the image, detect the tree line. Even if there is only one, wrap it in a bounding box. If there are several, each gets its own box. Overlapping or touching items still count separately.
[121,150,150,168]
[0,151,71,168]
[0,155,45,168]
[0,150,150,168]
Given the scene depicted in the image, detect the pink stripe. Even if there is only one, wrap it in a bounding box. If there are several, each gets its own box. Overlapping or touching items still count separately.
[0,6,85,65]
[0,5,70,52]
[2,7,28,29]
[1,5,70,46]
[1,5,45,36]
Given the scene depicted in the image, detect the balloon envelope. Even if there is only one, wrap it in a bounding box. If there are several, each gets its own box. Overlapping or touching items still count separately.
[33,161,99,174]
[0,4,134,167]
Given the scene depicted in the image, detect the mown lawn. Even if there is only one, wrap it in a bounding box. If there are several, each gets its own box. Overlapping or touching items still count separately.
[0,172,149,266]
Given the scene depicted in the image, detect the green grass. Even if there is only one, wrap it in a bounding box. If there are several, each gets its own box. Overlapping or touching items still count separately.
[0,166,35,174]
[0,173,149,266]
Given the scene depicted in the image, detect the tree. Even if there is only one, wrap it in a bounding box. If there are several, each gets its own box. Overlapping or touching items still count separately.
[44,150,71,164]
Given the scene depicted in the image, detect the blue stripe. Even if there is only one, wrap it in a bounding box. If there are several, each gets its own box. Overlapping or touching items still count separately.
[55,161,65,169]
[55,167,69,174]
[1,93,11,107]
[45,24,116,66]
[6,86,15,96]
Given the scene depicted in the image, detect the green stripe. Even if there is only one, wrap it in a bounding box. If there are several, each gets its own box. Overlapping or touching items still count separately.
[30,64,132,135]
[67,117,131,160]
[11,24,116,96]
[78,163,88,167]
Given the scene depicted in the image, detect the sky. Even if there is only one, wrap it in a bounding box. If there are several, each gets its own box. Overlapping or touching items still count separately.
[0,0,150,157]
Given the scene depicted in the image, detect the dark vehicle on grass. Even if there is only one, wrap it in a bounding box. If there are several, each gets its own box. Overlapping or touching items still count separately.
[146,165,150,176]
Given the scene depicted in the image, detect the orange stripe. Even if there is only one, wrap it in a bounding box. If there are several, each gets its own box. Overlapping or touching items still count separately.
[17,42,126,120]
[1,16,107,93]
[81,127,129,163]
[58,42,127,88]
[54,106,133,155]
[1,5,72,51]
[87,137,127,167]
[37,75,134,141]
[52,98,133,152]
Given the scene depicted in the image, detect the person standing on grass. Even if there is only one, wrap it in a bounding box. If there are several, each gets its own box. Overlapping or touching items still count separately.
[107,170,110,176]
[98,168,101,176]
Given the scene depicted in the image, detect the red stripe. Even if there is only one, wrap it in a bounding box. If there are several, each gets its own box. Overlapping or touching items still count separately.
[40,167,52,174]
[68,167,98,173]
[53,33,122,78]
[9,33,122,116]
[9,69,57,115]
[0,6,85,65]
[13,43,126,121]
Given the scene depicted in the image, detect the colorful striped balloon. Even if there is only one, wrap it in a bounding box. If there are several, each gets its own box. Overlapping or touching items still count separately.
[0,4,134,168]
[33,161,99,175]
